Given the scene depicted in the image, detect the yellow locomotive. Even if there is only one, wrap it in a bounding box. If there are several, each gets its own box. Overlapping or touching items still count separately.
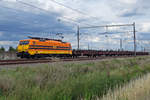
[17,37,72,58]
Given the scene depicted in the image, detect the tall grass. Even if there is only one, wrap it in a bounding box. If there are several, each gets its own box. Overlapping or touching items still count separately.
[0,56,150,100]
[101,73,150,100]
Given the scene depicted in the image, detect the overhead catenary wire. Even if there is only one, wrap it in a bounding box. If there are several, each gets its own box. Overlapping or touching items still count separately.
[50,0,99,20]
[16,0,93,26]
[77,23,137,56]
[80,24,134,29]
[0,5,78,35]
[0,1,78,38]
[0,0,87,24]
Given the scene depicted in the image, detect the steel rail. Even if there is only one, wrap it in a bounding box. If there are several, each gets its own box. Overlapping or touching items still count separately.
[0,56,142,66]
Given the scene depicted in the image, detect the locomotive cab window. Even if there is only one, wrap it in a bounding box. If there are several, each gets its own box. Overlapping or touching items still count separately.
[19,41,29,45]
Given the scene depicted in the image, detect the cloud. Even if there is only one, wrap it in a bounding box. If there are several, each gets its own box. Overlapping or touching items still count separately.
[0,0,150,50]
[0,3,76,41]
[141,22,150,32]
[120,8,144,17]
[0,41,18,45]
[138,33,150,41]
[117,0,137,4]
[0,41,18,50]
[0,31,3,36]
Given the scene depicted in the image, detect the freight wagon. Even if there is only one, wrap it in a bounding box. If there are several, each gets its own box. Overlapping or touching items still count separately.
[17,37,149,58]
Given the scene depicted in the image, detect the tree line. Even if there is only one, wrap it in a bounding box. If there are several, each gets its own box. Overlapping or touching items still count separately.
[0,46,17,52]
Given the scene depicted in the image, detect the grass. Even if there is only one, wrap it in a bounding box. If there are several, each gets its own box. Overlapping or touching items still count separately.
[0,56,150,100]
[101,73,150,100]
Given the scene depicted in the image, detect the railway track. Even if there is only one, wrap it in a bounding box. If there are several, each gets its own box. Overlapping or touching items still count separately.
[0,59,52,65]
[0,57,100,65]
[0,56,141,66]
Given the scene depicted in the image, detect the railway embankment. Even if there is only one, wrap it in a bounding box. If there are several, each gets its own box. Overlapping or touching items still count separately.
[0,52,17,60]
[0,56,150,100]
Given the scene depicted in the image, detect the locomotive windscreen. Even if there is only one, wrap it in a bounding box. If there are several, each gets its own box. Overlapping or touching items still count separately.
[19,41,29,45]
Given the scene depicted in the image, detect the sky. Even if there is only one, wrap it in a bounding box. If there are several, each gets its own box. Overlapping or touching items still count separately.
[0,0,150,51]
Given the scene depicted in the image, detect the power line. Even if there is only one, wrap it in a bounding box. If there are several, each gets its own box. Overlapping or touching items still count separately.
[1,0,94,26]
[77,23,137,56]
[50,0,99,20]
[80,24,134,29]
[16,0,93,26]
[0,5,79,34]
